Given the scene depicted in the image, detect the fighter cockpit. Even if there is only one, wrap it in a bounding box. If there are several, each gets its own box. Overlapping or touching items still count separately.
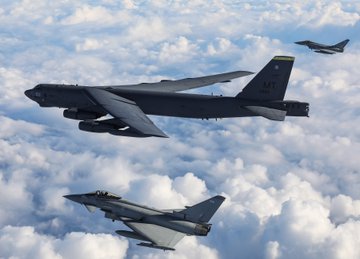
[87,190,121,200]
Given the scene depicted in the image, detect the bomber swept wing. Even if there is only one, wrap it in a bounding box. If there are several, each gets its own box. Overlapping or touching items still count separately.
[84,88,168,137]
[111,70,253,92]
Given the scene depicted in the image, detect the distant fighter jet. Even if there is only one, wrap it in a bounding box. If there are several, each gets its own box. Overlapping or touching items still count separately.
[295,39,349,54]
[64,190,225,251]
[25,56,309,138]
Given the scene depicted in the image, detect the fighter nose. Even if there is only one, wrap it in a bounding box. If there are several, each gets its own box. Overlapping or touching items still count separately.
[294,41,305,45]
[63,194,83,203]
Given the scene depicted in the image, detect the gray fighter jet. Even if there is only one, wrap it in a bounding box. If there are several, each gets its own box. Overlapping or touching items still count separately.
[25,56,309,138]
[295,39,349,54]
[64,190,225,251]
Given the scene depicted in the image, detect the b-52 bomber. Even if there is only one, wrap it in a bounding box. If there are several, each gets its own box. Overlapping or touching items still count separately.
[295,39,349,54]
[64,190,225,251]
[25,56,309,138]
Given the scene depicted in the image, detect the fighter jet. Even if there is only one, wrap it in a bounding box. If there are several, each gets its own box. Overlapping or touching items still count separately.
[64,190,225,251]
[25,56,309,138]
[295,39,349,54]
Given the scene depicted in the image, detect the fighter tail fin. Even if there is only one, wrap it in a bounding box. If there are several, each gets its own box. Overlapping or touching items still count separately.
[236,56,294,101]
[333,39,350,49]
[180,195,225,223]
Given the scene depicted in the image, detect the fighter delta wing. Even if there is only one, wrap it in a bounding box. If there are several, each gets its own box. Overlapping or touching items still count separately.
[64,190,225,251]
[123,222,185,251]
[25,56,309,138]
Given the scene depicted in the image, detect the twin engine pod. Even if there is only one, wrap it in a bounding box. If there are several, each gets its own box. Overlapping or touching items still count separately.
[78,120,149,138]
[63,108,103,120]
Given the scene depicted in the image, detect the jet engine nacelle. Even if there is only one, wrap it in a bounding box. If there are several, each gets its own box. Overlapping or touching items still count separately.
[194,224,211,236]
[79,121,115,133]
[79,121,149,137]
[63,109,101,120]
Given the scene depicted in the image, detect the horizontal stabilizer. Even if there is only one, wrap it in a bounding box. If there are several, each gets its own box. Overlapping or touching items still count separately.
[245,106,286,121]
[84,204,97,213]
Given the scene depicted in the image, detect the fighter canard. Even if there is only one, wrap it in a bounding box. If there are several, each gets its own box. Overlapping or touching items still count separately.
[64,190,225,251]
[25,56,309,138]
[295,39,350,54]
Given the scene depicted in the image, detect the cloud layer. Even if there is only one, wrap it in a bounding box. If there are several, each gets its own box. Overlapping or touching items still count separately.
[0,1,359,258]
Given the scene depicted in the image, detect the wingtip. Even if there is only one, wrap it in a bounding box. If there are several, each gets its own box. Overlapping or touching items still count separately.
[154,133,169,138]
[215,195,226,201]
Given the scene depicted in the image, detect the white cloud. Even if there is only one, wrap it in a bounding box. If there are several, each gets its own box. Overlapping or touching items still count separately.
[0,226,128,259]
[61,5,115,25]
[159,37,198,64]
[76,38,107,52]
[265,241,281,259]
[330,194,360,224]
[0,1,359,258]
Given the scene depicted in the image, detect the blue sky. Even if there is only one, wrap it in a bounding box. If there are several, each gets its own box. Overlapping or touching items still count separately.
[0,1,360,258]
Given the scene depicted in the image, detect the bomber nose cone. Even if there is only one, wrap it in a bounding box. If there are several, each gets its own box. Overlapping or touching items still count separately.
[63,194,83,204]
[24,89,33,99]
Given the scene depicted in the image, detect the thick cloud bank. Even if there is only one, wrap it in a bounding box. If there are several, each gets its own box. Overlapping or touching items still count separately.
[0,1,359,258]
[0,226,128,259]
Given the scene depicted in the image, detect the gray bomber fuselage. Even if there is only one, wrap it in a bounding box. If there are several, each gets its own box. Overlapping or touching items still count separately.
[28,83,307,119]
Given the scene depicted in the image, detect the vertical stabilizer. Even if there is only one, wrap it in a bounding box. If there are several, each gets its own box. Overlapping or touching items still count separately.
[180,195,225,223]
[333,39,350,49]
[236,56,294,101]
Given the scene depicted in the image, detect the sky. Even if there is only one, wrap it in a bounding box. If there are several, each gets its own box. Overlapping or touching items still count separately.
[0,0,359,258]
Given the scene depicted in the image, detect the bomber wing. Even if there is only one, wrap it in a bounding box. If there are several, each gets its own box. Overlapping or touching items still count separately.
[112,70,253,92]
[85,88,168,137]
[124,221,185,251]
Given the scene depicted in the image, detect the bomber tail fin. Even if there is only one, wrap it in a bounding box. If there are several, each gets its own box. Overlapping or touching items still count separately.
[333,39,350,49]
[179,195,225,223]
[236,56,294,101]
